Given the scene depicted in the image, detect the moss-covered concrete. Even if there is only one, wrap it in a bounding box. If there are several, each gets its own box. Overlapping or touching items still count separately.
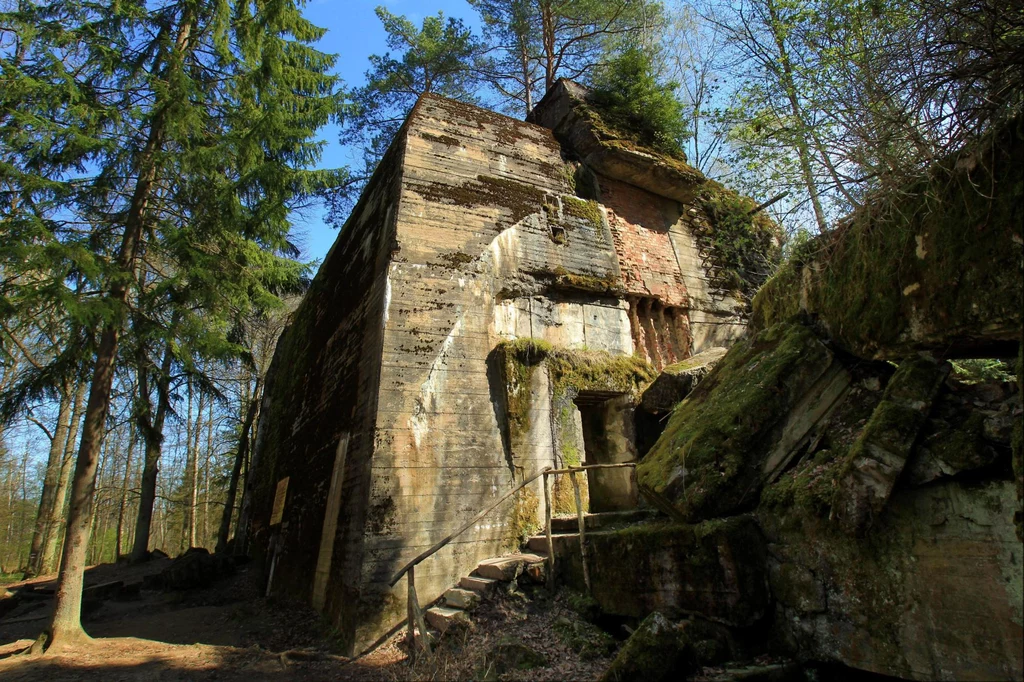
[599,612,695,682]
[759,479,1023,681]
[496,339,655,515]
[693,180,783,297]
[551,516,770,626]
[751,115,1023,360]
[833,356,948,536]
[636,322,834,521]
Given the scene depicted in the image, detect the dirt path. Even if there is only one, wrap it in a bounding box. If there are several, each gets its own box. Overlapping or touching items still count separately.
[0,560,618,681]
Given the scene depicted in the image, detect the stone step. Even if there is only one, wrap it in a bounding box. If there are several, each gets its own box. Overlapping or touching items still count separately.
[527,535,554,553]
[459,575,499,595]
[425,606,470,633]
[443,587,480,610]
[550,509,658,533]
[475,553,547,581]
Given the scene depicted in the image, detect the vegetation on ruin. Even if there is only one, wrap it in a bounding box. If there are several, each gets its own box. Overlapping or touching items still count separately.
[693,181,783,296]
[589,45,689,159]
[752,113,1023,357]
[636,322,831,521]
[496,339,655,515]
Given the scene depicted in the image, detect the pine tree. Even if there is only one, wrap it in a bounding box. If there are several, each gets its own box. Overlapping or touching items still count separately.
[328,7,481,222]
[470,0,664,114]
[1,0,341,649]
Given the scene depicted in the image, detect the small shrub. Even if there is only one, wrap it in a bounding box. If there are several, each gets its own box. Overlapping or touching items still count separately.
[589,46,688,158]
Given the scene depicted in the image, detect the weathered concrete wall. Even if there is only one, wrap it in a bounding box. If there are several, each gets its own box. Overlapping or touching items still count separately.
[552,516,771,627]
[762,480,1023,681]
[247,126,407,653]
[250,87,774,654]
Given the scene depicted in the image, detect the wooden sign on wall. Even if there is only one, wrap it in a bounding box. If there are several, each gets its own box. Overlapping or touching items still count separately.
[270,477,290,526]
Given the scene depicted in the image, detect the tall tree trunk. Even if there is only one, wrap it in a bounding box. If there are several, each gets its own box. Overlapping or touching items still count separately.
[541,2,557,90]
[41,380,88,574]
[216,378,261,553]
[203,398,213,546]
[45,14,194,649]
[26,380,74,576]
[131,342,173,563]
[187,386,204,549]
[115,422,137,560]
[17,443,30,569]
[765,0,828,232]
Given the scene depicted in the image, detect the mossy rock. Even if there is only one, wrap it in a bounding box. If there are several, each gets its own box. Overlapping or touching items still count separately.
[553,615,617,660]
[481,637,548,679]
[751,114,1023,360]
[599,612,695,682]
[636,322,834,521]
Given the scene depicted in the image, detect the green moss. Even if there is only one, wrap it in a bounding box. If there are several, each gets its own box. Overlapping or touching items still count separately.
[496,340,655,517]
[925,412,987,472]
[636,322,831,521]
[506,485,541,551]
[561,195,603,230]
[599,612,694,682]
[438,251,474,269]
[497,338,552,443]
[420,131,460,147]
[751,261,802,328]
[751,115,1023,358]
[416,174,546,226]
[544,266,623,295]
[761,448,845,516]
[693,181,783,297]
[553,616,617,660]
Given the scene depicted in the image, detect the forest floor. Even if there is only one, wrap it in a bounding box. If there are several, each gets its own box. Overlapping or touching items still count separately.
[0,558,619,681]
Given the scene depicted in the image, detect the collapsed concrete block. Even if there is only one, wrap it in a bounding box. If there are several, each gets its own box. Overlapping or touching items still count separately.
[833,356,949,536]
[760,479,1023,681]
[639,346,728,414]
[636,323,835,522]
[752,116,1023,361]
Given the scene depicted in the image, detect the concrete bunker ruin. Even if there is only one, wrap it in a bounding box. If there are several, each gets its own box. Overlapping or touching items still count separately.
[245,80,778,654]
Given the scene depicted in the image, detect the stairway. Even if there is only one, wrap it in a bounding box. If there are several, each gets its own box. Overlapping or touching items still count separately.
[422,551,548,635]
[419,510,658,639]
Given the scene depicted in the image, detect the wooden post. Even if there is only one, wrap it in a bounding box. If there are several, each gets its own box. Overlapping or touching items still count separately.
[407,566,431,660]
[570,469,591,594]
[543,472,554,591]
[407,568,416,663]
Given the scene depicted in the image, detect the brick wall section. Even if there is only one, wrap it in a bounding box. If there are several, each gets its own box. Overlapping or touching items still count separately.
[600,176,690,307]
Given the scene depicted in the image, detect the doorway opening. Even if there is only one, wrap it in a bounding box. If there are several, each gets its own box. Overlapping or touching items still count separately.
[574,391,638,512]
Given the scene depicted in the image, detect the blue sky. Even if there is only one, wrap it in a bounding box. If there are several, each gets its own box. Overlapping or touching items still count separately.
[294,0,481,263]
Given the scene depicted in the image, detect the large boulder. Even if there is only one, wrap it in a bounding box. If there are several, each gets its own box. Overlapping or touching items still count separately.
[639,347,728,415]
[636,323,837,522]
